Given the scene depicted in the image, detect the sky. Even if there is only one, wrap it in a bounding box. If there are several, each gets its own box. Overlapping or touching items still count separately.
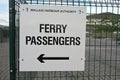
[0,0,9,26]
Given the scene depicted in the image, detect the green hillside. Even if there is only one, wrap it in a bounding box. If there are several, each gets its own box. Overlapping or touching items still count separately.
[87,12,120,19]
[87,12,120,25]
[87,12,120,32]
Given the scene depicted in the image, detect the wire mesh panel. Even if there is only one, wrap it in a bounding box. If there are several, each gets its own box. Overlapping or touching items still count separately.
[0,28,9,80]
[12,0,120,80]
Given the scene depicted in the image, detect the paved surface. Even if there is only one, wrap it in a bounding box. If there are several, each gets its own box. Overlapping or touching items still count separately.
[85,37,120,80]
[0,37,120,80]
[0,38,9,80]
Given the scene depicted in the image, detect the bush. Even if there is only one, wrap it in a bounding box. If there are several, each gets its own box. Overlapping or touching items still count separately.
[87,24,120,33]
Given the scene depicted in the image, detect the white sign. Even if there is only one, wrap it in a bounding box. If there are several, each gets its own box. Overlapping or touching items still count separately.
[20,4,86,71]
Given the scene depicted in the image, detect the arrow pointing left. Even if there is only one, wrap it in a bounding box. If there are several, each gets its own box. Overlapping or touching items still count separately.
[37,54,69,63]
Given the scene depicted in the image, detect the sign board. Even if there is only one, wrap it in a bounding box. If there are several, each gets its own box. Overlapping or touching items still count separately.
[20,4,86,71]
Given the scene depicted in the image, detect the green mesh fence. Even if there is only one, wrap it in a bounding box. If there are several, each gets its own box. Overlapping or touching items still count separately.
[9,0,120,80]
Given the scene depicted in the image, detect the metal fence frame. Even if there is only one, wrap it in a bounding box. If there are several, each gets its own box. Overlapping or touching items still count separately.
[9,0,16,80]
[9,0,120,80]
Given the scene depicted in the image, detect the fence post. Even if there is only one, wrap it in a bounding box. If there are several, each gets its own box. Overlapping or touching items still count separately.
[9,0,16,80]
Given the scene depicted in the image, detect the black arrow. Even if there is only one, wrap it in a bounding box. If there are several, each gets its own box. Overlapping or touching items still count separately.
[37,54,69,63]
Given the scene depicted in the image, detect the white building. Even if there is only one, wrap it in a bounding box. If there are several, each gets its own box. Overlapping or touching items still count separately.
[87,19,112,26]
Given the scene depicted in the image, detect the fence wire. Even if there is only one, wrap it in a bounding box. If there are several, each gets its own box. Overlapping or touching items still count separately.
[0,29,9,80]
[9,0,120,80]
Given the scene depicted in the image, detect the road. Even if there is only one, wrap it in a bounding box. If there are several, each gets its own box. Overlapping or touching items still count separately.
[0,39,9,80]
[85,37,120,80]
